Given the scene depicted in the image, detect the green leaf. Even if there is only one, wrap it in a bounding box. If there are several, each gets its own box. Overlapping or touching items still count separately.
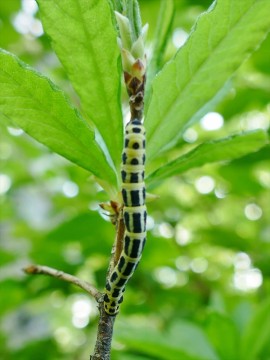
[0,50,118,196]
[46,213,113,252]
[205,312,239,360]
[145,0,270,160]
[147,130,268,187]
[240,298,270,360]
[145,0,175,107]
[37,0,123,172]
[126,0,142,40]
[116,324,182,360]
[0,250,15,266]
[108,0,123,13]
[116,321,219,360]
[116,354,152,360]
[168,321,219,360]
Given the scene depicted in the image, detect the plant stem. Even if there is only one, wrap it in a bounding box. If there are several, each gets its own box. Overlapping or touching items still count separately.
[113,212,125,267]
[24,207,125,359]
[23,264,101,300]
[91,208,125,359]
[90,300,116,360]
[106,203,125,277]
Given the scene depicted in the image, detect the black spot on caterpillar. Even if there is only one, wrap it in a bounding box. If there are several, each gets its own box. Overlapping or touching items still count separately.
[104,119,147,315]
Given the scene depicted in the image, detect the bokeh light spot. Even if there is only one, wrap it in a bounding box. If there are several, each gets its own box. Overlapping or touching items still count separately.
[234,252,251,270]
[175,225,192,245]
[200,112,224,131]
[257,170,270,189]
[244,203,262,221]
[195,176,215,194]
[12,8,43,37]
[154,267,177,288]
[62,181,79,198]
[233,268,263,291]
[22,0,38,15]
[158,222,174,238]
[7,127,24,136]
[172,28,188,48]
[175,256,190,271]
[214,187,228,199]
[190,258,208,274]
[182,128,198,143]
[71,297,94,329]
[146,215,155,231]
[0,174,12,194]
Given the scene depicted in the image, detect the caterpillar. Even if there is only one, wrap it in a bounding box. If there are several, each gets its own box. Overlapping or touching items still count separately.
[104,118,147,315]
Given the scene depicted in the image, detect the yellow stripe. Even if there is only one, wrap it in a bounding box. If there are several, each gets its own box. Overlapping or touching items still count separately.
[122,182,145,190]
[124,205,146,213]
[121,164,145,171]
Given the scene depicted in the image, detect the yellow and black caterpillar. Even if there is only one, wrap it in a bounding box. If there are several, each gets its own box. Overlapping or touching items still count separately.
[104,119,147,315]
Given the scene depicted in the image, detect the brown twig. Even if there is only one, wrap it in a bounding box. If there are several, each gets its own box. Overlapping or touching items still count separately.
[114,215,125,266]
[90,301,116,360]
[91,209,126,359]
[23,211,126,360]
[23,264,117,359]
[23,264,102,301]
[106,202,125,277]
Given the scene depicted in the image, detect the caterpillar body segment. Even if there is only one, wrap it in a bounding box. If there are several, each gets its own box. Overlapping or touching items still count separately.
[104,119,147,315]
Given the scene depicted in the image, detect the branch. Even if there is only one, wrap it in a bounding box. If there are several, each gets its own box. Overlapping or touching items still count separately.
[90,206,125,359]
[114,216,125,266]
[90,302,116,360]
[23,264,102,301]
[107,205,125,278]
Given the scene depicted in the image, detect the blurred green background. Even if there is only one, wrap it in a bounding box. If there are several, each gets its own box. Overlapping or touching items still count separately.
[0,0,270,359]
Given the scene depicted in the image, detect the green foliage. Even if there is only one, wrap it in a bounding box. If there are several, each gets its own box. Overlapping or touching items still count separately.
[0,0,270,359]
[205,312,239,360]
[1,0,269,194]
[240,298,270,360]
[147,130,268,187]
[125,0,142,39]
[113,304,270,359]
[145,0,270,160]
[145,0,175,106]
[0,50,117,195]
[37,0,123,173]
[115,320,219,360]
